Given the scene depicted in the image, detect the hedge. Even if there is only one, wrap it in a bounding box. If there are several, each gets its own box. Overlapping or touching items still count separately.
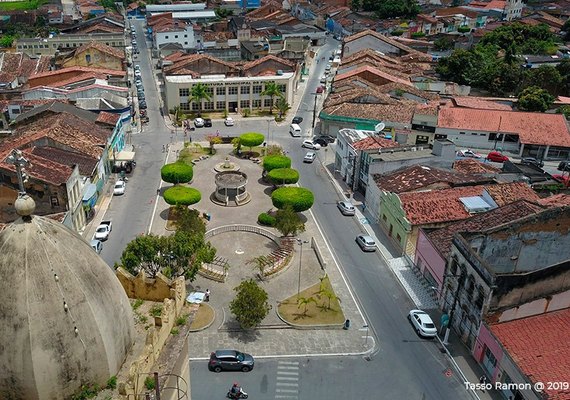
[161,161,193,184]
[263,155,291,172]
[258,212,276,226]
[267,168,299,185]
[271,187,314,212]
[239,132,265,149]
[163,186,201,206]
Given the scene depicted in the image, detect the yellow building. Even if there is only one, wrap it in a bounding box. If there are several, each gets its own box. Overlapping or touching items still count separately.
[58,41,125,70]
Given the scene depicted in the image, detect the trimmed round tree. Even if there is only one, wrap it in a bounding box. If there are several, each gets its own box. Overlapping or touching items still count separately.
[267,168,299,185]
[239,132,265,152]
[263,155,291,172]
[161,161,193,184]
[271,187,314,212]
[163,186,201,206]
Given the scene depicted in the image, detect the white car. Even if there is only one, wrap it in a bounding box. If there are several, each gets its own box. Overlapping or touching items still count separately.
[303,152,316,163]
[94,225,111,241]
[408,310,437,338]
[113,180,126,195]
[224,117,234,126]
[456,149,482,159]
[194,117,205,127]
[302,140,321,150]
[337,201,355,216]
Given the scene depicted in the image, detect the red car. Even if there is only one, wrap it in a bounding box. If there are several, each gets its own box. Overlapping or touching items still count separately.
[486,151,509,163]
[552,174,570,187]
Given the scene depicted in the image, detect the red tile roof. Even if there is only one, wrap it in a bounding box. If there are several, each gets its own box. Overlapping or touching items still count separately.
[485,182,541,206]
[353,136,400,150]
[30,146,98,176]
[96,111,120,126]
[539,193,570,207]
[343,29,432,62]
[437,108,570,147]
[0,53,51,85]
[373,164,492,193]
[335,65,413,87]
[489,309,570,400]
[72,41,125,61]
[453,159,501,174]
[451,96,513,111]
[427,200,544,259]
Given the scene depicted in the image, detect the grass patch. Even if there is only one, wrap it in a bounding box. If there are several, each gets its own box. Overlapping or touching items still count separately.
[149,304,163,317]
[277,276,345,325]
[0,0,47,11]
[179,145,209,164]
[131,299,144,310]
[189,303,214,330]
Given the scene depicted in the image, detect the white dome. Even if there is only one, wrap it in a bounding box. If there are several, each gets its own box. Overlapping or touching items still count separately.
[0,216,134,400]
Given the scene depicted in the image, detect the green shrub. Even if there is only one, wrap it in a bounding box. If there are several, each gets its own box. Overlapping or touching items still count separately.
[149,305,163,317]
[161,161,194,184]
[170,327,180,335]
[258,212,276,226]
[411,32,425,38]
[239,132,265,149]
[267,168,299,185]
[263,155,291,172]
[271,187,314,212]
[163,186,201,206]
[144,377,155,390]
[176,316,187,326]
[132,299,144,310]
[391,30,405,36]
[458,26,470,33]
[106,376,117,390]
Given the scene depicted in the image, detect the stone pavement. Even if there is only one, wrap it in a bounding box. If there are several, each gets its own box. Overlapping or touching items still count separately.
[151,143,373,359]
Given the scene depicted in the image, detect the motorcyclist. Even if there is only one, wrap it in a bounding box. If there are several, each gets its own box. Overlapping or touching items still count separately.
[229,382,242,398]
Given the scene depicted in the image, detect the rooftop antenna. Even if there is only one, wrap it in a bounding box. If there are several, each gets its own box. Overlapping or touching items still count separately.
[5,149,36,219]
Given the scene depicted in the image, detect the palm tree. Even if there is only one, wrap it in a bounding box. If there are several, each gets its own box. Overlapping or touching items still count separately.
[297,296,317,315]
[189,83,212,116]
[275,97,290,119]
[261,82,283,114]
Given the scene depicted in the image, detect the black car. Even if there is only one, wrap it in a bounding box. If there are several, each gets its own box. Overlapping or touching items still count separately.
[204,118,212,127]
[139,102,147,110]
[558,161,570,171]
[315,135,335,144]
[521,157,544,168]
[314,137,328,147]
[208,350,254,373]
[292,116,303,124]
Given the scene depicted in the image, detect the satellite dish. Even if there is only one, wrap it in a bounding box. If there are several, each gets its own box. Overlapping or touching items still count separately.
[375,122,385,133]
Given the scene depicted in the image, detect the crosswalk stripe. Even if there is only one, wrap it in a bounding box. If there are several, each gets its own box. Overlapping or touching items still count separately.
[275,396,298,399]
[278,361,299,365]
[276,388,299,393]
[277,366,299,370]
[276,370,299,375]
[277,376,299,381]
[275,361,300,399]
[276,382,299,387]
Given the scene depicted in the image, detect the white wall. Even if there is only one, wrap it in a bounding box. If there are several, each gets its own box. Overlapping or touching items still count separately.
[436,127,520,152]
[155,26,195,50]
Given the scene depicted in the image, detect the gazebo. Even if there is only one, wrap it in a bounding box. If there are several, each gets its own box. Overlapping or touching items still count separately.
[213,171,251,206]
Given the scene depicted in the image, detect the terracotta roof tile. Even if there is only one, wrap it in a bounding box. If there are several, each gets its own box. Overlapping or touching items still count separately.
[0,53,51,85]
[344,29,431,62]
[484,182,541,207]
[437,108,570,147]
[427,200,544,259]
[539,193,570,207]
[323,102,416,124]
[30,146,98,176]
[489,309,570,400]
[334,65,413,87]
[451,96,513,111]
[373,164,492,193]
[353,136,400,150]
[96,111,120,126]
[73,41,125,60]
[243,54,296,71]
[453,159,501,174]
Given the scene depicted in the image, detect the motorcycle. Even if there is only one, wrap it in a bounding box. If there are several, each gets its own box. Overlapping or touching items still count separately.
[226,389,248,399]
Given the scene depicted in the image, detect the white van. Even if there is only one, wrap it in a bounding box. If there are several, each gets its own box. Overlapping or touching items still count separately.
[289,124,302,137]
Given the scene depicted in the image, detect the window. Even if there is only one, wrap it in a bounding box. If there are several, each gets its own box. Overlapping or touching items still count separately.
[396,233,401,243]
[184,42,188,45]
[191,102,199,111]
[252,99,261,108]
[240,100,249,109]
[459,131,465,135]
[216,101,225,110]
[471,132,478,135]
[165,36,169,39]
[205,87,214,96]
[204,102,214,110]
[216,87,226,95]
[175,35,178,38]
[228,87,238,95]
[278,84,286,93]
[179,102,190,111]
[50,196,59,207]
[241,86,250,95]
[85,54,91,63]
[465,275,475,301]
[449,256,458,275]
[184,34,187,38]
[179,88,189,97]
[253,85,262,94]
[264,98,272,107]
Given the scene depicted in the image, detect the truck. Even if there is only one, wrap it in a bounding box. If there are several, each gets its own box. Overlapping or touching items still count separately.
[94,220,112,241]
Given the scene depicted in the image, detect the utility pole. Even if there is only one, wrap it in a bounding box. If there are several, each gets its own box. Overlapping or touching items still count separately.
[311,92,318,128]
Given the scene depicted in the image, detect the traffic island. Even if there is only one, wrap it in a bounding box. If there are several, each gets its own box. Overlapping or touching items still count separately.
[276,275,345,329]
[188,303,215,332]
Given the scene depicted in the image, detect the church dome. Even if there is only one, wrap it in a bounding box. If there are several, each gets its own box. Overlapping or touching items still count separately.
[0,215,134,400]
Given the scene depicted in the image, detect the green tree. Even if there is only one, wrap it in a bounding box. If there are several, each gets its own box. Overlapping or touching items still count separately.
[0,35,15,48]
[267,168,299,186]
[563,19,570,41]
[556,59,570,97]
[350,0,361,11]
[239,132,265,152]
[317,287,341,310]
[522,65,563,96]
[162,230,216,280]
[161,161,194,184]
[275,97,291,119]
[297,296,317,315]
[189,83,212,116]
[205,134,223,155]
[557,105,570,119]
[263,155,291,172]
[247,255,269,278]
[517,86,555,112]
[271,187,314,212]
[260,82,283,114]
[229,279,271,329]
[120,234,167,278]
[174,206,206,235]
[433,37,454,51]
[163,186,201,206]
[274,204,306,237]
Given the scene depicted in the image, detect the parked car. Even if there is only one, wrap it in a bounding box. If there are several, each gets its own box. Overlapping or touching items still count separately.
[486,151,509,163]
[204,118,212,127]
[302,140,321,150]
[292,116,303,124]
[337,201,355,216]
[134,70,141,77]
[90,239,103,254]
[552,174,570,187]
[194,117,205,127]
[315,135,335,144]
[224,117,234,126]
[134,65,140,72]
[137,92,145,100]
[303,151,316,163]
[521,157,544,168]
[138,101,147,110]
[325,63,332,71]
[355,234,376,252]
[94,220,112,241]
[320,76,327,84]
[113,180,126,195]
[456,149,482,158]
[313,137,328,147]
[408,309,437,338]
[557,161,570,171]
[316,85,324,94]
[208,350,254,372]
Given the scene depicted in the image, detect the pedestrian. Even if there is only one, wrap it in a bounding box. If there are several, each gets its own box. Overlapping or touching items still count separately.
[205,289,210,302]
[157,188,160,196]
[162,144,165,153]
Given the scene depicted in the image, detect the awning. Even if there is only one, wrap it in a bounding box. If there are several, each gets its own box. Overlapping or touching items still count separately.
[115,151,136,162]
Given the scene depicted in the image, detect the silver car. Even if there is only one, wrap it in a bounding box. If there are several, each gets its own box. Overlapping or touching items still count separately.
[408,309,437,338]
[356,234,376,252]
[337,201,355,216]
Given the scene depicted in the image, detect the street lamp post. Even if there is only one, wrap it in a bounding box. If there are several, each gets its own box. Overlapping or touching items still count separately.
[311,92,318,128]
[296,239,309,298]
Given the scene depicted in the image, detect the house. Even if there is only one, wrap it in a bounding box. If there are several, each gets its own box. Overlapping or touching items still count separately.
[56,41,125,70]
[436,108,570,160]
[0,53,51,91]
[27,66,126,89]
[415,200,543,294]
[477,309,570,400]
[342,29,432,62]
[441,205,570,352]
[163,54,299,114]
[15,33,126,57]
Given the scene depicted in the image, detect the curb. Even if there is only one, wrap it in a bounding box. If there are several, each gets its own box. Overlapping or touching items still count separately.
[188,303,216,333]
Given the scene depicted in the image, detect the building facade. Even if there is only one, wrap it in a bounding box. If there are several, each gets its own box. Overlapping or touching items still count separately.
[15,34,126,57]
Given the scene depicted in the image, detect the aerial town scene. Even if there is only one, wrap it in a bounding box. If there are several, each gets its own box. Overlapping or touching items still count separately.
[0,0,569,398]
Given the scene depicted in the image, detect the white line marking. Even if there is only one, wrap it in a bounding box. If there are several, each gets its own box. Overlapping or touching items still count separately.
[277,376,299,381]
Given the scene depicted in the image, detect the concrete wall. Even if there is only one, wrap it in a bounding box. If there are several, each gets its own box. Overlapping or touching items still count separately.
[62,48,124,70]
[473,323,503,381]
[435,126,520,152]
[343,36,402,58]
[379,191,411,254]
[155,26,195,50]
[494,289,570,323]
[415,229,447,290]
[117,269,174,301]
[15,34,126,57]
